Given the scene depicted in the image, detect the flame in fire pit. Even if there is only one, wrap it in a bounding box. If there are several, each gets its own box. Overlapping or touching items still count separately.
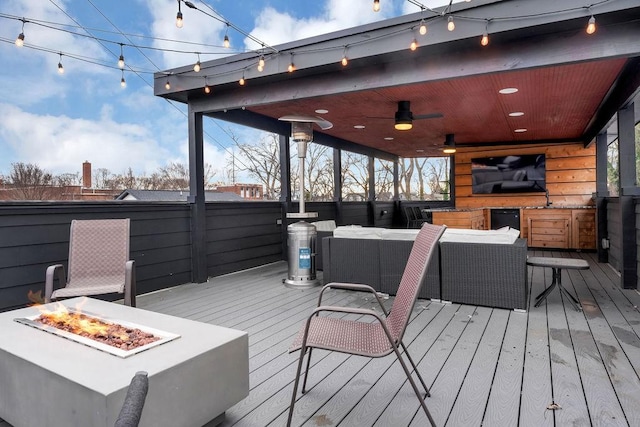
[15,299,180,358]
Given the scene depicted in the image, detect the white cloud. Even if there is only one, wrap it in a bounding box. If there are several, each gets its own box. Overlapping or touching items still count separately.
[245,0,398,49]
[0,103,172,175]
[144,0,229,70]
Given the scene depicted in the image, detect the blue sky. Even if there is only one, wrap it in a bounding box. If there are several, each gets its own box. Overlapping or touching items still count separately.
[0,0,456,183]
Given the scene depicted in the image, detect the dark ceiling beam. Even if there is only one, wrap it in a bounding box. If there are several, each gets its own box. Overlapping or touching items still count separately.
[207,109,398,162]
[583,57,640,146]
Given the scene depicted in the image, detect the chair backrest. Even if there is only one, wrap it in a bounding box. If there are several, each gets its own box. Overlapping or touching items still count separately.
[404,206,417,221]
[413,206,424,220]
[67,219,130,285]
[387,223,445,342]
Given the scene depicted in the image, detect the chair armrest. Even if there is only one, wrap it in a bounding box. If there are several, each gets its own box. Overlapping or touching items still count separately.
[318,282,389,315]
[45,264,66,303]
[125,260,136,307]
[312,305,385,322]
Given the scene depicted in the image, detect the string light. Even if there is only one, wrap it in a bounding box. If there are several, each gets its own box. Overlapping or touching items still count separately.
[223,24,230,48]
[419,19,427,35]
[239,73,245,85]
[175,0,183,28]
[257,55,265,72]
[481,20,490,46]
[204,78,211,94]
[586,15,596,34]
[118,43,125,69]
[57,53,64,74]
[15,19,25,47]
[165,80,171,90]
[481,32,489,46]
[288,53,295,72]
[373,0,380,12]
[447,15,455,31]
[193,53,201,72]
[341,47,348,66]
[410,39,418,51]
[120,70,126,88]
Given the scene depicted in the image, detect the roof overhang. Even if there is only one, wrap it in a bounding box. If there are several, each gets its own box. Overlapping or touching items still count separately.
[155,0,640,158]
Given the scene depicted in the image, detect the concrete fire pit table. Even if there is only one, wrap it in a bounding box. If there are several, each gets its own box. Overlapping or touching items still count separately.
[0,297,249,427]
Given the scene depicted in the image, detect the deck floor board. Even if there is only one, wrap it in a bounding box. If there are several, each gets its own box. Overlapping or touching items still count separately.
[3,251,640,427]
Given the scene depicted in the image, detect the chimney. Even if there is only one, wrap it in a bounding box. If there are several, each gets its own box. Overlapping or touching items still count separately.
[82,161,92,188]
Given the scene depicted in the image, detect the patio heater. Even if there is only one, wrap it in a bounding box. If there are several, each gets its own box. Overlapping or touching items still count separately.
[279,115,333,289]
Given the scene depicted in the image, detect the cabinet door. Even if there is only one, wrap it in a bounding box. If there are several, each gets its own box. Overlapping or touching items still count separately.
[572,210,596,249]
[528,217,570,248]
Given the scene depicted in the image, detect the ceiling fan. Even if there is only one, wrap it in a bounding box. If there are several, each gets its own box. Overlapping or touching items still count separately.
[371,101,443,131]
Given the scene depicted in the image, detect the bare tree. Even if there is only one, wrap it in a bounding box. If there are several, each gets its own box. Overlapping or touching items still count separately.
[399,157,415,200]
[229,132,281,200]
[304,143,333,201]
[7,162,54,200]
[424,157,450,200]
[342,152,369,200]
[375,159,394,200]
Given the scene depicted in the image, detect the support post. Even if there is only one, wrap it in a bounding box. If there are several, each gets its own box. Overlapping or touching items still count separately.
[188,107,207,283]
[617,102,637,289]
[333,148,343,224]
[279,134,292,261]
[595,132,609,263]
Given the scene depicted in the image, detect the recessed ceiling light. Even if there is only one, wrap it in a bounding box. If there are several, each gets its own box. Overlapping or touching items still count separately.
[509,112,524,117]
[315,109,328,114]
[354,125,365,129]
[499,87,518,94]
[384,137,394,141]
[514,128,527,133]
[443,148,456,154]
[416,149,425,153]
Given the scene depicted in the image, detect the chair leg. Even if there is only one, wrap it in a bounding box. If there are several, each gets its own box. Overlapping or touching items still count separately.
[391,344,436,427]
[301,348,313,394]
[287,345,308,427]
[399,341,430,397]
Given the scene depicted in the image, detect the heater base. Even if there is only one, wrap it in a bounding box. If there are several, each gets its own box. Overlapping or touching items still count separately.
[283,278,321,289]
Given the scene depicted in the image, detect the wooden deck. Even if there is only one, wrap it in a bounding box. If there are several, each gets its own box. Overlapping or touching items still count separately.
[2,251,640,426]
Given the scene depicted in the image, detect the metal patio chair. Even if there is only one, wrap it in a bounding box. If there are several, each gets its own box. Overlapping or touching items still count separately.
[44,218,136,307]
[287,223,446,427]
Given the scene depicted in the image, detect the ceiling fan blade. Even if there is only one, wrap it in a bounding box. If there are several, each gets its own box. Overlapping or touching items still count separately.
[413,113,443,120]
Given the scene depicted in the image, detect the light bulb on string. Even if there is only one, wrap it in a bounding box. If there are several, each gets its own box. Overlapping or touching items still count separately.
[258,55,265,68]
[193,53,201,72]
[410,39,418,51]
[120,71,126,88]
[419,20,427,35]
[239,73,245,86]
[223,24,230,48]
[341,47,348,66]
[288,54,295,72]
[447,15,455,31]
[15,19,25,47]
[165,80,171,90]
[118,44,125,69]
[373,0,380,12]
[204,78,211,94]
[586,15,596,34]
[57,53,64,74]
[176,0,183,28]
[481,32,489,46]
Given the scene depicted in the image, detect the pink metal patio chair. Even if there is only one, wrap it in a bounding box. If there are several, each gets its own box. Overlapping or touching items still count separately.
[287,223,446,427]
[44,219,136,307]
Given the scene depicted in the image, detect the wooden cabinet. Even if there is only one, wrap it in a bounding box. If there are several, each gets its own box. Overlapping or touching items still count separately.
[522,208,596,249]
[432,209,485,229]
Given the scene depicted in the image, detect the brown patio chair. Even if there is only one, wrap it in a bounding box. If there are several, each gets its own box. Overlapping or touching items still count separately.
[44,218,136,307]
[287,223,446,427]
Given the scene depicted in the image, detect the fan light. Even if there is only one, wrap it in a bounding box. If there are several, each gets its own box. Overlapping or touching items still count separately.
[394,101,414,131]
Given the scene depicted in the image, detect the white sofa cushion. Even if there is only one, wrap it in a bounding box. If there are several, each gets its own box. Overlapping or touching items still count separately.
[311,220,337,232]
[333,226,384,239]
[439,227,520,244]
[380,229,420,240]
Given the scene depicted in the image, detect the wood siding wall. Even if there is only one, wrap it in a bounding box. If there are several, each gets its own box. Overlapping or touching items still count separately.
[0,203,192,311]
[454,143,596,209]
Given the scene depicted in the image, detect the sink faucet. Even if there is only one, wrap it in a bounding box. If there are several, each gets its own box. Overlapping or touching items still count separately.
[545,188,552,207]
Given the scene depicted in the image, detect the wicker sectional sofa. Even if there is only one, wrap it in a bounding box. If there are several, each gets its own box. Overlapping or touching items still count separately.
[321,226,529,310]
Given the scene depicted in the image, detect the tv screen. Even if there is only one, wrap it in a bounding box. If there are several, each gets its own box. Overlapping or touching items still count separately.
[471,154,546,194]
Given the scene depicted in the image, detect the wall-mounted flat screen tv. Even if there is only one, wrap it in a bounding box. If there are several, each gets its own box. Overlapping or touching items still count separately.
[471,154,546,194]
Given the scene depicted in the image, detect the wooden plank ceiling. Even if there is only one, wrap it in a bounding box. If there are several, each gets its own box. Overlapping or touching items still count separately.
[248,58,627,158]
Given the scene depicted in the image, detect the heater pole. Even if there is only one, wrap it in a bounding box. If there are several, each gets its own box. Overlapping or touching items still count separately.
[298,140,306,214]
